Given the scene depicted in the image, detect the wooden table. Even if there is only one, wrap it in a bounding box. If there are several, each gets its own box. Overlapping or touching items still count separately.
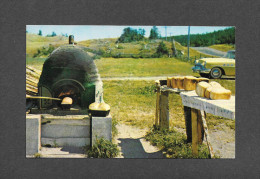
[155,81,235,158]
[180,91,235,157]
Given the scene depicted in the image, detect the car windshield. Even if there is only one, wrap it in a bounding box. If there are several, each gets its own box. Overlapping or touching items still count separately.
[223,51,235,59]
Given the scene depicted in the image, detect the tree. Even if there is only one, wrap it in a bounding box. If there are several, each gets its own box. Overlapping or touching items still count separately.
[154,41,169,57]
[38,30,42,36]
[118,27,146,43]
[149,26,160,40]
[51,31,56,37]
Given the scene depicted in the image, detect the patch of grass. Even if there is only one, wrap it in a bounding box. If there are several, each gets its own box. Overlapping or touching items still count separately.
[208,44,235,52]
[206,114,235,130]
[34,153,42,158]
[96,57,194,77]
[26,57,46,71]
[84,138,119,158]
[145,127,211,159]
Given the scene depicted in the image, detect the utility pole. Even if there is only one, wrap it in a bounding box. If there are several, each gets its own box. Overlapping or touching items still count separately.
[187,26,190,61]
[165,26,167,41]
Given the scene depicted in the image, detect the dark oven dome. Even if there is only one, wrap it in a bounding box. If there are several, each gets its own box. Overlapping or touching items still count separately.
[38,45,103,109]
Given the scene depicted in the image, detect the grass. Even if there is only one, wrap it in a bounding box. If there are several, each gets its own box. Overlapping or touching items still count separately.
[103,80,235,131]
[145,127,212,158]
[95,57,195,77]
[26,34,68,55]
[84,137,119,158]
[208,44,235,52]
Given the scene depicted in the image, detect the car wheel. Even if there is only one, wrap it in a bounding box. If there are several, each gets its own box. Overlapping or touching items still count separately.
[199,73,209,78]
[210,67,222,79]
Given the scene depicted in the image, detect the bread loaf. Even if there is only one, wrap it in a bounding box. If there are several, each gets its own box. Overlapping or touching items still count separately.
[183,76,198,91]
[167,77,172,87]
[210,88,231,100]
[176,76,185,89]
[196,77,209,83]
[205,82,222,98]
[171,77,177,88]
[195,81,211,97]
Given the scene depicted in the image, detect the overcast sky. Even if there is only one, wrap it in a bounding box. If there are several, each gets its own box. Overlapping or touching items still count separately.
[26,25,233,41]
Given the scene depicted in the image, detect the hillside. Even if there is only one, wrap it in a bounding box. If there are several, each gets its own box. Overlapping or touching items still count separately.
[26,33,215,59]
[172,27,235,47]
[26,33,68,55]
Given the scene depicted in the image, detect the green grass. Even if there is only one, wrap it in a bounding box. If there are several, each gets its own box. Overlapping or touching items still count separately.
[84,137,119,158]
[145,127,211,158]
[103,80,235,130]
[26,33,68,55]
[26,57,46,71]
[208,44,235,52]
[96,57,195,77]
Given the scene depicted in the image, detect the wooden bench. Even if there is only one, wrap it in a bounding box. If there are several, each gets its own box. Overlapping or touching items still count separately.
[155,80,235,158]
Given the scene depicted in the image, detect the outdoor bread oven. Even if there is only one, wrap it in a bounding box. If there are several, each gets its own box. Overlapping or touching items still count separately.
[37,36,103,110]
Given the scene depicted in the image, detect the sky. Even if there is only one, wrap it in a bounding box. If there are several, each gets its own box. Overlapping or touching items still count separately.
[26,25,233,41]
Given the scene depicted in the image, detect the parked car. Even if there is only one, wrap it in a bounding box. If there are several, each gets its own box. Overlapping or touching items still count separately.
[192,50,235,79]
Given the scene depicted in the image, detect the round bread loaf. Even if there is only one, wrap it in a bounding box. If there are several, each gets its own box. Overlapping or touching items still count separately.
[176,76,185,89]
[195,81,211,97]
[171,77,177,88]
[210,88,231,100]
[183,76,198,91]
[205,81,222,98]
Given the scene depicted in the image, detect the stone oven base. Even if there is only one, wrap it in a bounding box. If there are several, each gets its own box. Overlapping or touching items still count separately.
[26,114,112,157]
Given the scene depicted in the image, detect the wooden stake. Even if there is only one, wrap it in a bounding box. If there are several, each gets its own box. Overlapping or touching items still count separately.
[155,86,160,126]
[159,91,169,130]
[200,111,215,158]
[197,110,205,144]
[191,108,199,156]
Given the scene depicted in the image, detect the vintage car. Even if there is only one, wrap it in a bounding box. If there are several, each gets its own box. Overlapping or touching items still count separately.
[192,50,235,79]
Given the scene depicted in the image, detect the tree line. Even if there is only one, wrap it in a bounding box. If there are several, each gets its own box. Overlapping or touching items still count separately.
[172,27,235,47]
[117,26,160,43]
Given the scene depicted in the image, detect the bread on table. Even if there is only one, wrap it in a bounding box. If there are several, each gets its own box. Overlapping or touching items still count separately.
[196,81,211,97]
[167,77,173,87]
[196,77,210,83]
[210,88,231,100]
[176,76,185,89]
[183,76,198,91]
[171,77,177,88]
[205,82,222,98]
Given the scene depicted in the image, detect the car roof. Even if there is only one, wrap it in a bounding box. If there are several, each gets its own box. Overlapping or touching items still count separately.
[228,50,235,52]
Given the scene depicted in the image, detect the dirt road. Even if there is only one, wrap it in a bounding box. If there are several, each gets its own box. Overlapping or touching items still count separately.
[192,47,226,57]
[114,124,164,158]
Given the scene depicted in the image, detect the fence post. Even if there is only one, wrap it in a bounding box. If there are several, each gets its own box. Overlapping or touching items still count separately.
[159,91,169,130]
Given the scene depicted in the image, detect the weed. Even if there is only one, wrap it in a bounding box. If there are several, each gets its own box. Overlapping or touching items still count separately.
[84,138,119,158]
[145,127,211,159]
[34,153,42,158]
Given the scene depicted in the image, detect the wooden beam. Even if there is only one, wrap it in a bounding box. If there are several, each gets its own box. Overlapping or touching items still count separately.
[200,110,215,158]
[155,86,160,126]
[191,108,199,156]
[183,106,192,143]
[197,110,205,144]
[159,91,169,130]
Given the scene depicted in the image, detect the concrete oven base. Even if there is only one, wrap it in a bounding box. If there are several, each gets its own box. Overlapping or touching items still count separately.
[26,114,112,157]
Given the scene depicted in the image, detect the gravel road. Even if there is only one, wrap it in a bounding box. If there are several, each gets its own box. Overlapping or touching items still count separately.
[192,47,226,57]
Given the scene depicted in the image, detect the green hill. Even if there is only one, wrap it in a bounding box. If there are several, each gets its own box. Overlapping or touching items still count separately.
[171,27,235,47]
[26,33,68,55]
[26,33,215,60]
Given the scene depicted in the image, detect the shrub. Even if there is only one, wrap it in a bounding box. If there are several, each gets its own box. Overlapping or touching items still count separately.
[85,138,119,158]
[145,127,212,159]
[154,41,169,57]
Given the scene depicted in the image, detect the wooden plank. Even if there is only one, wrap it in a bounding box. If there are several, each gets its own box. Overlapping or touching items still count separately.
[155,86,160,126]
[200,111,215,158]
[159,91,169,130]
[197,110,204,144]
[191,108,199,156]
[184,106,192,143]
